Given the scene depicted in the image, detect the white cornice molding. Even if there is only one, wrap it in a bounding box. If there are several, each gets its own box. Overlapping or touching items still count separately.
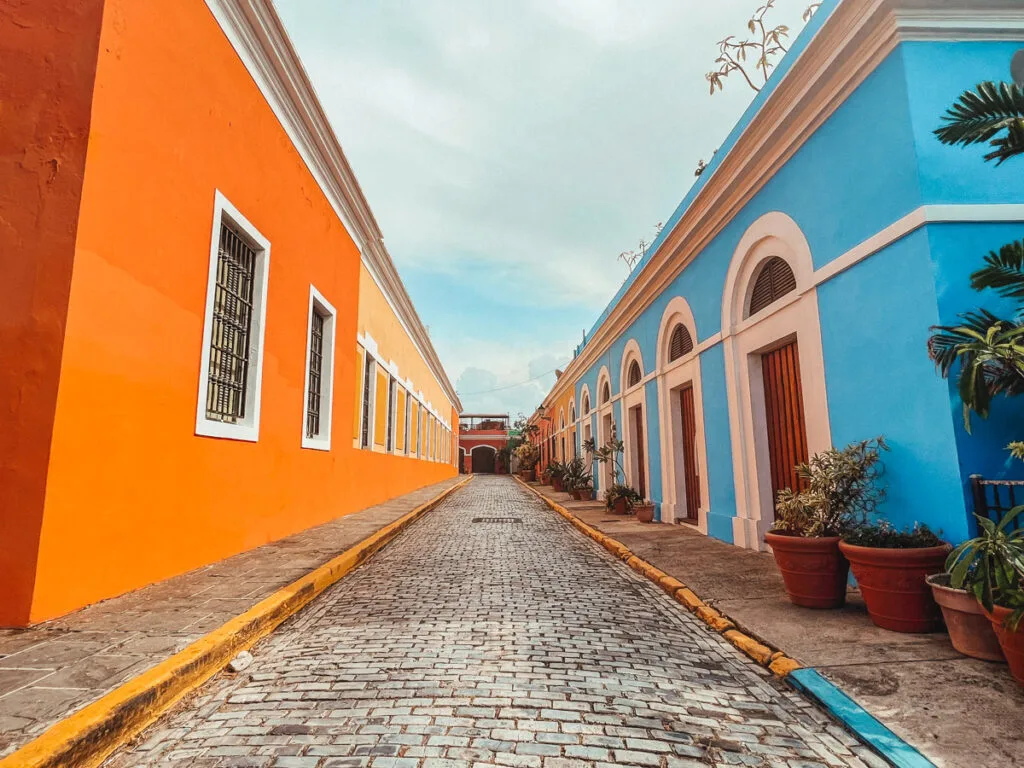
[204,0,461,412]
[543,0,1023,406]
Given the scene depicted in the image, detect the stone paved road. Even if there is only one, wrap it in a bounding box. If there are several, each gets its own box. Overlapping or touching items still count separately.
[105,477,884,768]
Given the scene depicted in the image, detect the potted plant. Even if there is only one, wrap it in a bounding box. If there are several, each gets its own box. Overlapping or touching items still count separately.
[548,460,567,492]
[605,483,642,515]
[935,507,1024,665]
[513,442,539,482]
[840,521,949,633]
[765,438,886,609]
[633,499,656,523]
[563,458,594,501]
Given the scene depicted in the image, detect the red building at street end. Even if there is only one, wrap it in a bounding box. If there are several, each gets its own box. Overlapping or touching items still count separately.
[458,414,510,474]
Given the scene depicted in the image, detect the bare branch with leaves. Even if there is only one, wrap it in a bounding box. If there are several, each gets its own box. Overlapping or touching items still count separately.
[706,1,820,96]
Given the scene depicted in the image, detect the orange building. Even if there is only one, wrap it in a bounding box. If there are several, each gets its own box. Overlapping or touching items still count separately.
[0,0,460,627]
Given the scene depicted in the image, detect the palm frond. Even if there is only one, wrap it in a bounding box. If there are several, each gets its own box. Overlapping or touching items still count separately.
[928,310,1024,428]
[972,240,1024,298]
[934,81,1024,164]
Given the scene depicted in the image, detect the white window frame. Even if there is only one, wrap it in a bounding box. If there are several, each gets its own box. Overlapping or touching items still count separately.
[386,375,397,453]
[195,190,271,442]
[300,285,337,451]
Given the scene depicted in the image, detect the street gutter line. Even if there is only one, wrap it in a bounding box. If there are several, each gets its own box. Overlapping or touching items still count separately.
[0,475,473,768]
[515,476,937,768]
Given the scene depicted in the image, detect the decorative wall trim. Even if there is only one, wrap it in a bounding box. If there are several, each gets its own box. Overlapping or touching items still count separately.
[204,0,461,412]
[538,0,1023,408]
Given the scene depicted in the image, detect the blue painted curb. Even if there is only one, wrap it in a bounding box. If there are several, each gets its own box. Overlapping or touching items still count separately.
[789,668,936,768]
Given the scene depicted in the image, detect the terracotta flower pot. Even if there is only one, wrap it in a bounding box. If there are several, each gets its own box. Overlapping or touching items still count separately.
[523,469,536,482]
[985,605,1024,684]
[635,503,655,523]
[569,489,583,501]
[553,478,564,492]
[839,541,950,633]
[926,574,1004,662]
[613,497,628,515]
[765,532,849,609]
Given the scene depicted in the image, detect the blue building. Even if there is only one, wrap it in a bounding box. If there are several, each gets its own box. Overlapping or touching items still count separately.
[534,0,1024,550]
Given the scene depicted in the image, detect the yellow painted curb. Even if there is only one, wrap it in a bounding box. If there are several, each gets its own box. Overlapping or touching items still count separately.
[0,476,473,768]
[514,476,803,678]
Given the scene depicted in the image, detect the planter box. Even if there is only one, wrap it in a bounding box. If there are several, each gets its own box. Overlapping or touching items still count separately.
[765,532,848,609]
[839,541,949,633]
[927,574,1003,662]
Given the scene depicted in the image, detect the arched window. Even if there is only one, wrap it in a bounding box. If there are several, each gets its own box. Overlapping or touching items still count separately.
[570,404,576,422]
[627,361,642,388]
[668,324,694,362]
[600,382,610,404]
[582,394,590,414]
[747,257,796,317]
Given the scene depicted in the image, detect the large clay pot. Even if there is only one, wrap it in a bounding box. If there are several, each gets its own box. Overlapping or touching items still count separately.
[927,574,1004,662]
[569,489,583,501]
[635,503,655,523]
[765,532,849,609]
[839,541,950,633]
[985,605,1024,684]
[553,478,564,492]
[523,469,536,482]
[613,497,628,515]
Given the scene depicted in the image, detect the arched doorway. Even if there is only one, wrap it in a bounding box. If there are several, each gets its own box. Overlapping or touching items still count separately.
[471,445,496,473]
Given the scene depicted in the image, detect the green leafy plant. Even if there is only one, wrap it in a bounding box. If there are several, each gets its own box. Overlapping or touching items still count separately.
[843,521,945,550]
[547,460,567,481]
[773,437,888,537]
[594,431,626,486]
[513,441,539,471]
[604,483,643,513]
[946,509,1024,629]
[563,457,593,493]
[934,81,1024,165]
[929,76,1024,428]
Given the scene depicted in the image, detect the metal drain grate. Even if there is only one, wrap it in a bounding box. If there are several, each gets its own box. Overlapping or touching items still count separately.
[472,517,522,524]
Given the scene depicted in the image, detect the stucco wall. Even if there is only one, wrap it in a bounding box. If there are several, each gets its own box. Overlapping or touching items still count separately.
[0,0,106,627]
[23,0,456,625]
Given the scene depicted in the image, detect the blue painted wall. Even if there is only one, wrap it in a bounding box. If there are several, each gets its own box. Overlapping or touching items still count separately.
[559,37,1024,548]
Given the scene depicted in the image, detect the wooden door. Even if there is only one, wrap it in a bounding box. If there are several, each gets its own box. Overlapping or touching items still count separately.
[633,406,647,499]
[762,340,809,512]
[678,386,700,522]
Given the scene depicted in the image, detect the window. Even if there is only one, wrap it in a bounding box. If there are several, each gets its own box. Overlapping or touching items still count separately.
[386,376,396,452]
[360,354,374,448]
[748,256,796,317]
[301,287,337,450]
[421,410,427,457]
[582,394,590,415]
[600,382,610,404]
[570,404,576,422]
[627,360,642,388]
[405,393,412,453]
[668,323,694,362]
[196,191,270,442]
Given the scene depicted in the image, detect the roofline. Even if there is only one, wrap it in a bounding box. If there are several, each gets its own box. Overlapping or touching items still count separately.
[205,0,462,412]
[541,0,1024,409]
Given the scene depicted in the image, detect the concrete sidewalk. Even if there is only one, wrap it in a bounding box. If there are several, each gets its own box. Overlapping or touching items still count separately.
[529,482,1024,768]
[0,477,463,759]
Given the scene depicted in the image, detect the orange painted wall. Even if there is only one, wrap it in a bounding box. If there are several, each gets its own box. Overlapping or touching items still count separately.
[25,0,455,624]
[0,0,106,627]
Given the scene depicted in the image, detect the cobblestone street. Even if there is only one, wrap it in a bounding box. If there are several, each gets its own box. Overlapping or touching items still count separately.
[106,477,883,768]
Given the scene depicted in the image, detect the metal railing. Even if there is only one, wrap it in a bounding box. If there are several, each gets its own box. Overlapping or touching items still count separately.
[970,475,1024,531]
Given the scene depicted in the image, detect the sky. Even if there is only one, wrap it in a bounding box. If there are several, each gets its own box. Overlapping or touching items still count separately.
[274,0,814,419]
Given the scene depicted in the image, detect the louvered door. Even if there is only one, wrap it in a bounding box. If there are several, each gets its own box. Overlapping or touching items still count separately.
[633,406,647,499]
[761,341,809,513]
[679,386,700,523]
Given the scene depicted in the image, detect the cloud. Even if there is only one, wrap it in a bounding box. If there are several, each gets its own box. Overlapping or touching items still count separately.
[275,0,814,414]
